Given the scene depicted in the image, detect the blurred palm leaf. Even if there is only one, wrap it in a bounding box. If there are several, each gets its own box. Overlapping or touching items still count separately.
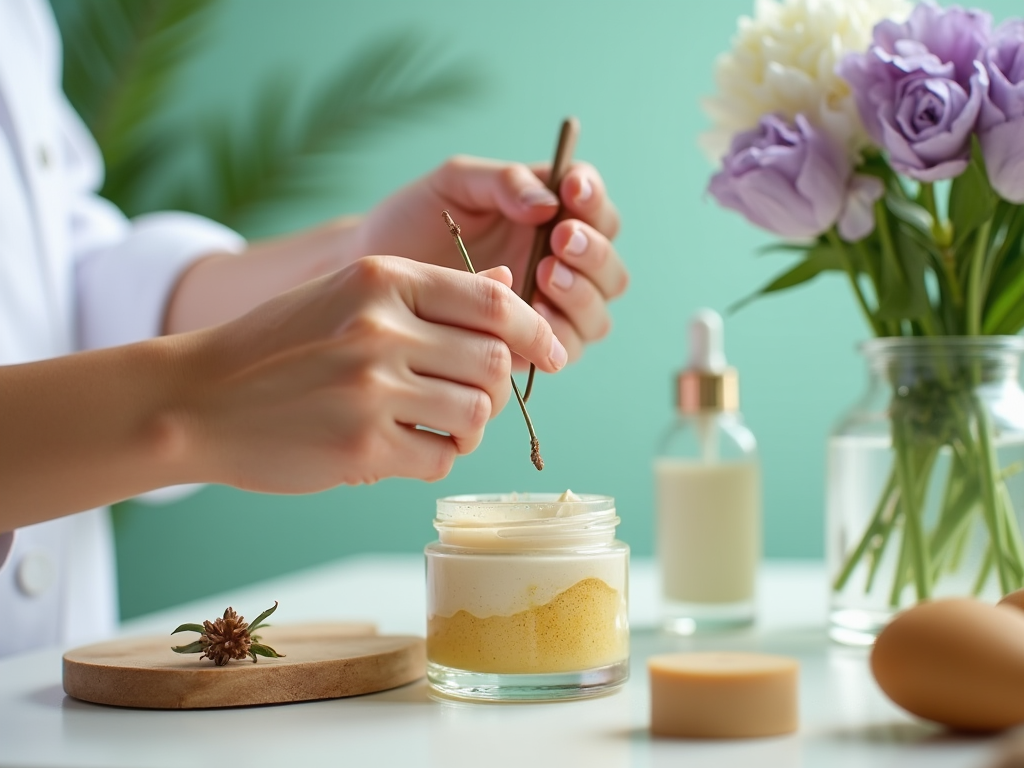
[54,0,218,211]
[181,33,482,232]
[50,1,483,229]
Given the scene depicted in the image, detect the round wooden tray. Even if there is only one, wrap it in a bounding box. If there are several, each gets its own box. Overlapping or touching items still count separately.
[63,623,424,709]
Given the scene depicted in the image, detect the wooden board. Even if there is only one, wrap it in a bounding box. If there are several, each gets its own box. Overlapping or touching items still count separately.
[63,623,425,709]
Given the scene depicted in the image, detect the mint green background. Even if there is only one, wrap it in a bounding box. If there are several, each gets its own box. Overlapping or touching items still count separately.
[110,0,1020,619]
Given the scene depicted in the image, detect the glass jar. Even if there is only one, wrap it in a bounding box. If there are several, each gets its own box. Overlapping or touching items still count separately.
[425,493,629,701]
[829,337,1024,645]
[656,409,760,634]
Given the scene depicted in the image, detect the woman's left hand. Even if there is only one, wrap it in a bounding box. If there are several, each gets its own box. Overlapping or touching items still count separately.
[351,155,628,366]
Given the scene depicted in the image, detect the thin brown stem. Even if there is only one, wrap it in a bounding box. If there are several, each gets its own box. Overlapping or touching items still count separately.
[522,117,580,402]
[443,210,544,470]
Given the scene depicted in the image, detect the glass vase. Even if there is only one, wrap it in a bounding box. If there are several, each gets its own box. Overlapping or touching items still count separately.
[828,337,1024,645]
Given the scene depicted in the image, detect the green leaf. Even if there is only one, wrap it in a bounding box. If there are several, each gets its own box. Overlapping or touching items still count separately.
[887,196,935,238]
[171,640,205,654]
[875,225,930,321]
[170,623,206,635]
[987,282,1024,334]
[249,644,285,659]
[246,602,279,634]
[950,140,998,250]
[52,0,222,216]
[52,5,484,228]
[983,266,1024,333]
[729,243,843,312]
[756,243,811,256]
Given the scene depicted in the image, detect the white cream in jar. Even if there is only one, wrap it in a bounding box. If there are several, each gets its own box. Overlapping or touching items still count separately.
[425,492,629,699]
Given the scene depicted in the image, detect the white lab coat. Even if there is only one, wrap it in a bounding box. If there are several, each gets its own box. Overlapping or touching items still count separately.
[0,0,244,657]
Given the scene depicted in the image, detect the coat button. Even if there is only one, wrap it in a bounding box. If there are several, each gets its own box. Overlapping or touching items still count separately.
[38,145,50,169]
[16,550,56,598]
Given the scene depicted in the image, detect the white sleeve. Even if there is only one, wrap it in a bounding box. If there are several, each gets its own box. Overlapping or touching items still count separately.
[58,97,246,351]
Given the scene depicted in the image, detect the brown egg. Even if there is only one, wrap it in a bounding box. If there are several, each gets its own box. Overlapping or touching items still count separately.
[871,598,1024,732]
[998,588,1024,613]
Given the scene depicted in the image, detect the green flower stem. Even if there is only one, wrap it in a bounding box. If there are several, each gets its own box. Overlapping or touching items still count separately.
[941,249,966,312]
[927,466,975,573]
[974,398,1012,593]
[920,182,940,230]
[985,205,1024,309]
[832,473,897,591]
[945,518,972,575]
[966,219,994,336]
[873,203,921,335]
[827,230,884,336]
[974,545,994,595]
[982,201,1013,293]
[999,484,1024,583]
[866,485,903,592]
[854,239,898,336]
[874,200,899,270]
[889,514,912,607]
[892,418,933,601]
[997,509,1022,585]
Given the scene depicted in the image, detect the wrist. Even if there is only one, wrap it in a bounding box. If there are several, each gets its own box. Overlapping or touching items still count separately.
[132,333,213,487]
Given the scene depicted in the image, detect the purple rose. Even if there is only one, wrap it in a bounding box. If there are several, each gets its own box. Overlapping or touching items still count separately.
[874,2,991,88]
[839,3,991,181]
[980,21,1024,202]
[709,114,881,241]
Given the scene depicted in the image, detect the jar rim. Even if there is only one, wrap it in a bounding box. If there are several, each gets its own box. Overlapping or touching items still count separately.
[860,335,1024,358]
[433,493,618,547]
[436,493,614,523]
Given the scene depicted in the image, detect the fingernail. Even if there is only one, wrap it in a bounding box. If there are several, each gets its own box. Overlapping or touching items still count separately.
[550,335,568,369]
[551,260,575,291]
[564,227,588,257]
[520,186,559,208]
[576,175,593,203]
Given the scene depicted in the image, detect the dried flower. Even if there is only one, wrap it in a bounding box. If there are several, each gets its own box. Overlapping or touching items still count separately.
[171,602,284,666]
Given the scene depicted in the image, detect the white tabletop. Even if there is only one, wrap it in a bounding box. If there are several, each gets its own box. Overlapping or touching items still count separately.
[0,556,1013,768]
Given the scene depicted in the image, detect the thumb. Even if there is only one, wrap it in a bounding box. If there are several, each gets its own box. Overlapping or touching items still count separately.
[436,157,558,227]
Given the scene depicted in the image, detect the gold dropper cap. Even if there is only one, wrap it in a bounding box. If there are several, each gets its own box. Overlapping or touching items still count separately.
[677,368,739,413]
[676,308,739,413]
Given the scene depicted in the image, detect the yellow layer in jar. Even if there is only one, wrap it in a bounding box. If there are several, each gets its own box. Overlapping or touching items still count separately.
[427,577,628,674]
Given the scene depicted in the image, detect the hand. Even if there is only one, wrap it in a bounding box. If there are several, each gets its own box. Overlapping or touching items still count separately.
[351,155,628,366]
[188,256,566,490]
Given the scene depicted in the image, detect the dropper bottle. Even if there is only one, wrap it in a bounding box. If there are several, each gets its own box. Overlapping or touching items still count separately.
[655,309,761,634]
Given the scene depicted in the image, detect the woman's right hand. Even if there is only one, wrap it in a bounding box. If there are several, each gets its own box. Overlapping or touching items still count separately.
[185,255,567,492]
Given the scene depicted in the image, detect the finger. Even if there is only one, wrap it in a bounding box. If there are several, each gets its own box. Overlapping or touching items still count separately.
[558,162,621,239]
[534,256,612,343]
[533,300,584,364]
[405,321,512,415]
[432,156,559,227]
[477,265,514,288]
[550,220,629,300]
[404,261,568,373]
[393,376,492,455]
[388,424,459,482]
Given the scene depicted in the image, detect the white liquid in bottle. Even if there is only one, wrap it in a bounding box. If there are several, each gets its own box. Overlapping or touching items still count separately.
[655,309,761,634]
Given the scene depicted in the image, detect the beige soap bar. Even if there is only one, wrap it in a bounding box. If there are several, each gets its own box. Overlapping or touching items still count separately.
[649,652,799,738]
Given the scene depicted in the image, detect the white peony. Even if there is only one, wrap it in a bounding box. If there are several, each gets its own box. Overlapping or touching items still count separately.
[701,0,911,162]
